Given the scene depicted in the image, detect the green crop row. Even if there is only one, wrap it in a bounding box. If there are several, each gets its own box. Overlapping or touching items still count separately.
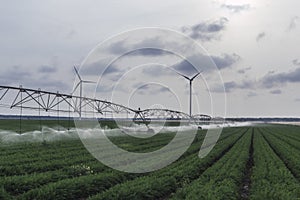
[0,130,208,196]
[21,128,241,199]
[261,129,300,180]
[169,128,252,200]
[261,127,300,152]
[1,127,245,199]
[0,132,175,166]
[0,139,84,157]
[0,138,164,171]
[2,132,203,197]
[0,152,99,176]
[17,172,134,200]
[15,137,206,199]
[0,161,112,196]
[0,131,190,176]
[250,129,300,199]
[87,128,248,200]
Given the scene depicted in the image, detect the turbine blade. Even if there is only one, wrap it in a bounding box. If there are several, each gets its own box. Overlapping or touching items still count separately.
[74,66,82,81]
[71,82,81,94]
[175,71,190,80]
[190,71,202,81]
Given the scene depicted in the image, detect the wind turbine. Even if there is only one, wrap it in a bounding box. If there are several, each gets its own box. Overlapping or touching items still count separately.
[175,71,202,117]
[72,66,96,118]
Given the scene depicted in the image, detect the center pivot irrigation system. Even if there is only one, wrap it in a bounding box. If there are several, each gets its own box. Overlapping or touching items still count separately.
[0,67,212,132]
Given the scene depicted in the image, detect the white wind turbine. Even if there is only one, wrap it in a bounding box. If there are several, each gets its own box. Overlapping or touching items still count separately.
[72,66,96,118]
[175,71,202,117]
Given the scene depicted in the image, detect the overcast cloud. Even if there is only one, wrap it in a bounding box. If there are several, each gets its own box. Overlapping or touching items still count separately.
[256,32,266,42]
[181,17,228,41]
[288,16,299,31]
[220,4,250,13]
[211,66,300,94]
[0,0,299,117]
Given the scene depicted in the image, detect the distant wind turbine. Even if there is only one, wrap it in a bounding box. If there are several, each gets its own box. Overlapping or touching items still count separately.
[72,66,96,118]
[175,71,202,117]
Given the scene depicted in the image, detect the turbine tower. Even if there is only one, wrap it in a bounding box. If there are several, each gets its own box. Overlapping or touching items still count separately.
[176,71,201,117]
[72,66,95,118]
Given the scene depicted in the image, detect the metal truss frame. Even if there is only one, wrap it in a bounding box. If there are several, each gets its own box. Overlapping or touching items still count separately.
[0,85,211,123]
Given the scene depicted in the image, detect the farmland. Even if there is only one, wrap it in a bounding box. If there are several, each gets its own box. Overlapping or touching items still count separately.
[1,122,300,199]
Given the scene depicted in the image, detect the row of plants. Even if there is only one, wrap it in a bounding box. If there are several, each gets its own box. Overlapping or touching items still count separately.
[0,161,112,196]
[0,131,195,196]
[0,131,202,196]
[261,128,300,180]
[0,132,175,166]
[17,172,134,200]
[261,127,300,152]
[168,128,252,200]
[0,131,191,176]
[0,139,84,157]
[1,127,244,199]
[0,152,98,176]
[87,128,248,200]
[250,129,300,199]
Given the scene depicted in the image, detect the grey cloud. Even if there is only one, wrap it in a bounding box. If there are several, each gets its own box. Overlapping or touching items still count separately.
[225,80,254,92]
[181,17,229,41]
[247,91,257,97]
[211,80,255,93]
[0,66,69,92]
[102,65,121,75]
[81,59,123,76]
[224,81,238,92]
[135,84,150,95]
[221,4,250,13]
[88,41,239,81]
[288,16,299,31]
[172,53,240,76]
[38,65,57,73]
[65,29,76,39]
[107,40,128,55]
[33,77,70,92]
[142,66,172,77]
[129,48,168,57]
[95,82,128,94]
[95,84,114,93]
[172,59,198,76]
[0,66,31,86]
[261,67,300,88]
[293,59,300,66]
[158,87,171,93]
[134,83,171,95]
[295,98,300,102]
[237,67,251,74]
[81,60,125,82]
[211,53,240,70]
[256,32,266,42]
[270,89,282,94]
[107,38,169,57]
[211,66,300,93]
[107,19,229,58]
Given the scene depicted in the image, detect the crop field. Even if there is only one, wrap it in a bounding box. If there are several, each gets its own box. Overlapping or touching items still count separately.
[1,122,300,199]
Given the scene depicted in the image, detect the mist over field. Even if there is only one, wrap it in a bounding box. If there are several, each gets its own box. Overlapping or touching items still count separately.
[0,122,253,144]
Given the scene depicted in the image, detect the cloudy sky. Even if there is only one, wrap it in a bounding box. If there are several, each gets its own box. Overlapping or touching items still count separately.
[0,0,299,117]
